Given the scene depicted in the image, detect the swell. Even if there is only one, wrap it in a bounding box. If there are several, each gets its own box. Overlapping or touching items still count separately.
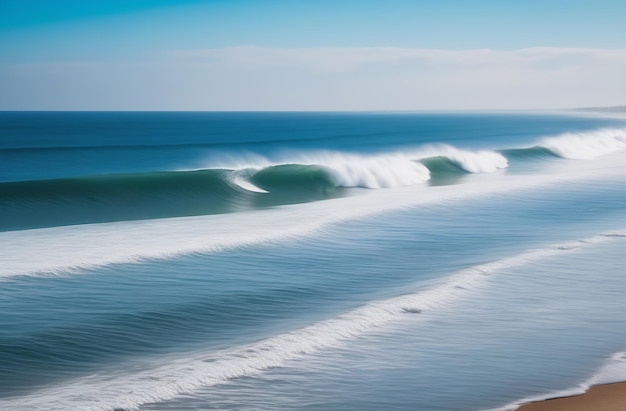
[2,126,626,231]
[1,232,623,411]
[0,147,507,231]
[0,138,299,157]
[0,167,343,231]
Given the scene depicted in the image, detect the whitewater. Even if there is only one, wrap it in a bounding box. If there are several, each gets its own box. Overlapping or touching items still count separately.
[1,111,625,411]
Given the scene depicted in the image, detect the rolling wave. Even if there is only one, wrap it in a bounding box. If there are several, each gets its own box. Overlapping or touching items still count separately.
[0,167,343,231]
[2,127,626,231]
[3,149,625,281]
[537,128,626,159]
[0,149,499,231]
[410,145,509,173]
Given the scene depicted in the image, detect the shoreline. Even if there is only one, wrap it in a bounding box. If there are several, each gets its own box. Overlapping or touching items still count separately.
[516,381,626,411]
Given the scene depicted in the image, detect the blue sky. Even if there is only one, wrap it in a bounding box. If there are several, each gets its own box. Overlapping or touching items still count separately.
[1,0,625,110]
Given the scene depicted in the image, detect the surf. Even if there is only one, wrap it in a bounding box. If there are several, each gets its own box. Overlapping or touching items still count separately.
[2,231,623,411]
[3,124,626,232]
[537,128,626,159]
[0,148,503,231]
[1,147,625,281]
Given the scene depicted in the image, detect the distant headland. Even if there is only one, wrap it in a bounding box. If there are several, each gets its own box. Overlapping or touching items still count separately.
[573,105,626,113]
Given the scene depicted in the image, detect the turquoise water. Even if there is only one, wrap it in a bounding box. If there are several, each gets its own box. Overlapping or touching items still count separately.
[0,111,625,410]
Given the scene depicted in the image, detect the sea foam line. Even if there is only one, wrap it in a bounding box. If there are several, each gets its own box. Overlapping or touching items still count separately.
[2,232,624,411]
[485,350,626,411]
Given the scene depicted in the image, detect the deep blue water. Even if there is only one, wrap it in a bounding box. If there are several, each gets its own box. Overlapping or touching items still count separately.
[0,111,625,410]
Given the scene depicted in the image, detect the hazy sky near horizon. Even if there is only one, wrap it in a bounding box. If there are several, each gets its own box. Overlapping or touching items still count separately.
[1,0,625,110]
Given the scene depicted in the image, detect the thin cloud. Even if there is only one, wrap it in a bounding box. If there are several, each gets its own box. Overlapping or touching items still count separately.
[2,47,626,110]
[169,46,626,71]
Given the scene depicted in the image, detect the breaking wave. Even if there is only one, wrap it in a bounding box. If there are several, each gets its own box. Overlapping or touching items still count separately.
[538,128,626,160]
[2,126,625,232]
[0,148,505,231]
[412,145,509,173]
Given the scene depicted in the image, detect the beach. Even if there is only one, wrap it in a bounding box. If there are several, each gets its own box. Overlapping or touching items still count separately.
[518,382,626,411]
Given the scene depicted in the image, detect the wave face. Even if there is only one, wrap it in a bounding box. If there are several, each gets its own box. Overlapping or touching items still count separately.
[411,145,509,173]
[0,148,513,231]
[288,152,432,188]
[0,167,343,231]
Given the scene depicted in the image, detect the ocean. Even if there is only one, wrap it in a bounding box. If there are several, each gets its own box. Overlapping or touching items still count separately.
[0,111,625,411]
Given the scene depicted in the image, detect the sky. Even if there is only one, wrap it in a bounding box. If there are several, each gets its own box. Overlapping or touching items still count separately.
[1,0,625,110]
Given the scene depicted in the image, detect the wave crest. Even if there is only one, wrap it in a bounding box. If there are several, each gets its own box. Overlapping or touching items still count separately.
[539,128,626,159]
[412,145,509,173]
[230,152,431,189]
[438,146,509,173]
[307,152,431,189]
[224,146,509,192]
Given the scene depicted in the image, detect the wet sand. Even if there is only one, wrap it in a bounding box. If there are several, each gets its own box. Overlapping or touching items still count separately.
[517,382,626,411]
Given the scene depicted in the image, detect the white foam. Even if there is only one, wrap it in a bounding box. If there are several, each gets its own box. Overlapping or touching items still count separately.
[2,233,622,411]
[191,150,432,189]
[589,352,626,385]
[412,144,509,173]
[292,151,431,188]
[190,131,626,192]
[539,128,626,160]
[194,145,507,190]
[230,175,269,193]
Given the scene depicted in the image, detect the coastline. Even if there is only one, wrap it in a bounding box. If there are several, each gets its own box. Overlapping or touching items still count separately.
[517,381,626,411]
[570,106,626,119]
